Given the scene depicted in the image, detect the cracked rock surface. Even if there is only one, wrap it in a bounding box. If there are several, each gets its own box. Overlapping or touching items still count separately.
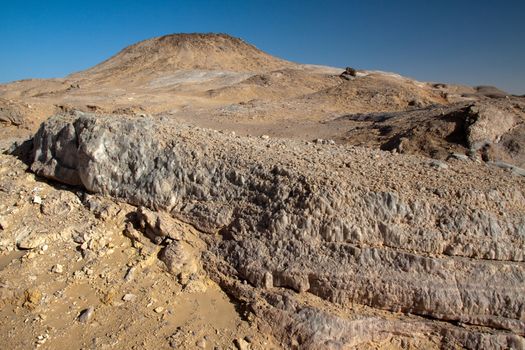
[30,113,525,349]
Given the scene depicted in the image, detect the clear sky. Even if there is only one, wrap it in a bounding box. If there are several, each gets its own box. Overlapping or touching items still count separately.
[1,0,524,94]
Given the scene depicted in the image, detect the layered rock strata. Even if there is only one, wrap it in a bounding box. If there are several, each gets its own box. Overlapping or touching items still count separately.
[30,113,525,349]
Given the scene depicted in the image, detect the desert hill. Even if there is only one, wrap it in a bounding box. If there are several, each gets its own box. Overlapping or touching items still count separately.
[70,33,298,84]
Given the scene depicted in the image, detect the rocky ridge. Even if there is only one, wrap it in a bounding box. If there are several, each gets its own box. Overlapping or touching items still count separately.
[28,112,525,349]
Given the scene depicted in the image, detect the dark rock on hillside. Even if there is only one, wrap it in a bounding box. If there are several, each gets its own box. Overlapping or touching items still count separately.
[340,67,358,80]
[474,85,509,98]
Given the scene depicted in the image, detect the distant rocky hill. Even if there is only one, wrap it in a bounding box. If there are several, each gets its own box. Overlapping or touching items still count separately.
[69,33,297,83]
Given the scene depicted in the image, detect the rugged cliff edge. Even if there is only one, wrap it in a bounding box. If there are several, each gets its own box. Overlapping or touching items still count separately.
[29,113,525,349]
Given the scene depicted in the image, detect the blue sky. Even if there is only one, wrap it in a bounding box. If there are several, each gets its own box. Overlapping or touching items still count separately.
[1,0,524,94]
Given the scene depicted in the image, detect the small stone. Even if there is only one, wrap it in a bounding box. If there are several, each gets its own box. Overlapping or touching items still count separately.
[41,245,48,252]
[154,306,164,313]
[124,266,135,282]
[51,264,64,274]
[196,338,206,348]
[448,153,469,161]
[33,195,42,205]
[78,307,94,323]
[234,338,250,350]
[17,233,46,250]
[260,135,270,140]
[23,288,42,309]
[0,217,8,230]
[122,293,136,302]
[159,241,198,276]
[263,272,273,289]
[102,289,116,305]
[35,333,49,345]
[429,160,448,170]
[183,280,207,293]
[467,148,478,159]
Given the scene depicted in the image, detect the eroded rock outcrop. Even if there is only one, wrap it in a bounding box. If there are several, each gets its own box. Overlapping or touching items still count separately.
[30,113,525,349]
[335,99,525,169]
[0,98,25,126]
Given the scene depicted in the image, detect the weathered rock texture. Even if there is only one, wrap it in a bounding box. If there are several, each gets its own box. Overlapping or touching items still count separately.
[332,100,525,168]
[0,98,25,126]
[30,113,525,349]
